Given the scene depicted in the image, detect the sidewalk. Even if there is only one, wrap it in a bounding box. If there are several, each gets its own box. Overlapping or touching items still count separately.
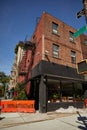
[0,108,87,129]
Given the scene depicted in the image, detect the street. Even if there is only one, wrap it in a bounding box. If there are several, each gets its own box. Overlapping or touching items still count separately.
[0,112,87,130]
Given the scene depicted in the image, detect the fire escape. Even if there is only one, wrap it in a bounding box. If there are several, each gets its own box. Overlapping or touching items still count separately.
[18,41,36,82]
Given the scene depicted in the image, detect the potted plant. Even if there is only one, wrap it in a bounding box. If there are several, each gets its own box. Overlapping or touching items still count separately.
[52,93,59,102]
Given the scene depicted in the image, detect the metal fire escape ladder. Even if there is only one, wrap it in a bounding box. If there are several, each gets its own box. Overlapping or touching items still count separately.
[18,41,36,76]
[23,41,36,82]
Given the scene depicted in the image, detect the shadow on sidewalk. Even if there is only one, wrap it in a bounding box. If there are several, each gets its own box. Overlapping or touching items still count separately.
[77,111,87,130]
[0,117,5,120]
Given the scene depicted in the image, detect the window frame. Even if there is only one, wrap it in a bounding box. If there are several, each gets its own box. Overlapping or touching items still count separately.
[52,22,58,35]
[53,44,59,58]
[84,39,87,45]
[71,50,76,64]
[69,31,74,42]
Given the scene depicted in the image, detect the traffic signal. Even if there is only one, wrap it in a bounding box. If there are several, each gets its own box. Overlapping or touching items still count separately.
[77,59,87,74]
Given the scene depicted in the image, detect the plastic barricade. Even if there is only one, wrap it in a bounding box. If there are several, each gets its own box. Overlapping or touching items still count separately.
[0,99,2,114]
[17,100,35,113]
[1,100,35,113]
[1,101,17,112]
[85,99,87,107]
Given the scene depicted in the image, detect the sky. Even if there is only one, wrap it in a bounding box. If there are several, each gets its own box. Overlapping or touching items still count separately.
[0,0,86,76]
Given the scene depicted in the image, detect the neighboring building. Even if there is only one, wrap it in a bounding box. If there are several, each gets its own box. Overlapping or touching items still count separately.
[9,43,25,93]
[18,41,36,95]
[17,12,87,113]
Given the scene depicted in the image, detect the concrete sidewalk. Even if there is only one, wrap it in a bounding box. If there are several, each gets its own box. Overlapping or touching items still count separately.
[0,108,87,129]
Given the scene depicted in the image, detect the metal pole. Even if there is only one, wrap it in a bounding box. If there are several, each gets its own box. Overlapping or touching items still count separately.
[83,0,87,25]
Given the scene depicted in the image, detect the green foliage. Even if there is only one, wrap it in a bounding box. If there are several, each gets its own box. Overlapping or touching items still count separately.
[17,89,28,100]
[14,41,24,54]
[53,93,59,99]
[0,72,10,96]
[13,82,28,100]
[2,77,10,85]
[0,85,4,96]
[0,72,10,84]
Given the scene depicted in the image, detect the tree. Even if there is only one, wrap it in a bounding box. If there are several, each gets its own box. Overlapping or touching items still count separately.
[0,72,10,97]
[0,72,10,85]
[13,82,28,100]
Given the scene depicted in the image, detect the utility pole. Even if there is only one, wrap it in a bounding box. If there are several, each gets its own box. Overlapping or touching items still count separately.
[83,0,87,24]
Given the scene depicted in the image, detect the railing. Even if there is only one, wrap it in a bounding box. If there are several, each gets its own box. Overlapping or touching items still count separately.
[1,100,35,113]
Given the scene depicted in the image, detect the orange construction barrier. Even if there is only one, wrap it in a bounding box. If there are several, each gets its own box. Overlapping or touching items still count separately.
[17,100,35,113]
[0,99,2,113]
[1,101,17,112]
[85,99,87,107]
[1,100,35,113]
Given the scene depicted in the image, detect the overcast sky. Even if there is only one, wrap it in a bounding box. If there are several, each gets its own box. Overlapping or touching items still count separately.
[0,0,86,75]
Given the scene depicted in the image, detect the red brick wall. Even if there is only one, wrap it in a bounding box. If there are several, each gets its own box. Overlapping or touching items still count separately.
[18,49,32,82]
[19,11,85,79]
[18,75,25,82]
[30,12,45,68]
[43,12,83,68]
[80,34,87,59]
[29,12,84,69]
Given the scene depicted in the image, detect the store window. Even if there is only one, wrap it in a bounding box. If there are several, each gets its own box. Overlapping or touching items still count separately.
[62,82,84,102]
[71,51,76,64]
[47,80,84,103]
[53,44,59,58]
[62,82,74,102]
[47,80,60,103]
[52,22,58,35]
[74,83,84,101]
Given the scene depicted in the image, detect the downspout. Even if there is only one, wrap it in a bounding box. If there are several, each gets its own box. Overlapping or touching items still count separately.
[42,34,45,60]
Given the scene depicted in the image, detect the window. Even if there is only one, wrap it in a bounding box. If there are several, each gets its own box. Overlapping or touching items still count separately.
[84,40,87,45]
[52,22,58,35]
[53,44,59,58]
[69,31,74,42]
[71,51,76,64]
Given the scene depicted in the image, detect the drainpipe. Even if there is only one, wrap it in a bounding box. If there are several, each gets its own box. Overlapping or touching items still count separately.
[42,34,45,60]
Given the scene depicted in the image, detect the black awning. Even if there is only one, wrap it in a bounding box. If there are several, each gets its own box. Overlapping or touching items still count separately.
[31,60,85,82]
[44,73,86,83]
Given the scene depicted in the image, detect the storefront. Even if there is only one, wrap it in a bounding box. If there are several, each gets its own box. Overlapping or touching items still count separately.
[30,60,87,113]
[46,75,86,111]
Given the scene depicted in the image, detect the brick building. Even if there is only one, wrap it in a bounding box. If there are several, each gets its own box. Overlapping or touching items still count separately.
[18,12,87,113]
[80,34,87,59]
